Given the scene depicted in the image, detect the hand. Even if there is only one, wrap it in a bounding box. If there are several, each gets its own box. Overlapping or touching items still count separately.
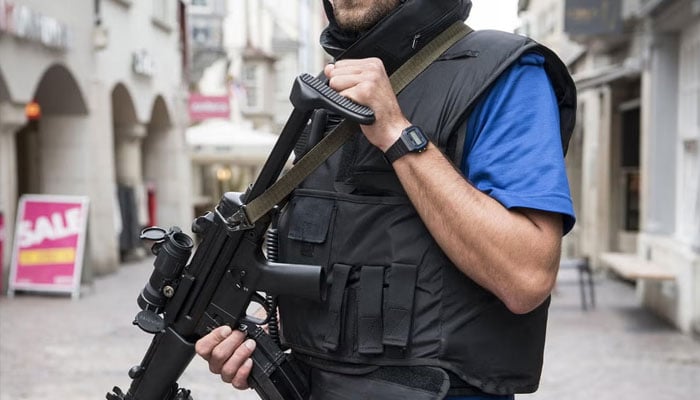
[324,58,411,152]
[194,325,257,390]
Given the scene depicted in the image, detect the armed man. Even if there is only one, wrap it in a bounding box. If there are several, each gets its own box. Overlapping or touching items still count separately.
[196,0,577,399]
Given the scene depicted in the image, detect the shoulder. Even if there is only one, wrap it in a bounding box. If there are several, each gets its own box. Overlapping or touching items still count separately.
[440,29,538,68]
[466,51,555,141]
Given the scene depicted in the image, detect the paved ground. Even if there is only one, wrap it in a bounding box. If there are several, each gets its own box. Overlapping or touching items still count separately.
[523,268,699,400]
[1,259,698,400]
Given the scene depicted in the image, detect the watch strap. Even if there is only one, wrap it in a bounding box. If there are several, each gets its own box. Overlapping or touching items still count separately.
[385,139,408,164]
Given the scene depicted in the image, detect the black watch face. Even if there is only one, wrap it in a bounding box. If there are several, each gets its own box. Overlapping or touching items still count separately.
[403,126,428,150]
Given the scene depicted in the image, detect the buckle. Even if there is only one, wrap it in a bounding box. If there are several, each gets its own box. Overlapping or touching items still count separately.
[215,205,255,232]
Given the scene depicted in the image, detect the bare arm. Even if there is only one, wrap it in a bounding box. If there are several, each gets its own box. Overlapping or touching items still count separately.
[326,58,562,314]
[392,143,562,314]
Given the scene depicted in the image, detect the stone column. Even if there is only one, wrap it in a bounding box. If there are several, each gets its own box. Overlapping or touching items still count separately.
[114,123,148,260]
[143,124,193,230]
[114,123,147,187]
[0,102,27,288]
[579,87,613,267]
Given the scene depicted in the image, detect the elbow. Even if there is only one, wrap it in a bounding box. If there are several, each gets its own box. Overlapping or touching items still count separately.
[501,262,558,315]
[503,291,551,315]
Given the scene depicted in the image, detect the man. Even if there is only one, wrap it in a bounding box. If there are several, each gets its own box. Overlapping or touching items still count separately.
[196,0,576,399]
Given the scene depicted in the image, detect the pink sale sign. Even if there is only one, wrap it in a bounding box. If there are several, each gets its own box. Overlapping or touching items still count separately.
[9,195,89,298]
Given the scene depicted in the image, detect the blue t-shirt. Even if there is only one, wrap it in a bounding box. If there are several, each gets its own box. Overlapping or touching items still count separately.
[461,52,575,234]
[445,53,574,400]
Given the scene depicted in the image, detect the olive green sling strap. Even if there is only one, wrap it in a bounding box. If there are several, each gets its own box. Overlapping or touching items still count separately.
[241,22,473,225]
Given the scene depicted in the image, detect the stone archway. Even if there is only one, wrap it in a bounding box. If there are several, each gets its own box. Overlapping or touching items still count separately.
[0,68,9,102]
[4,64,98,278]
[0,67,23,278]
[111,83,147,260]
[16,64,89,197]
[143,95,191,228]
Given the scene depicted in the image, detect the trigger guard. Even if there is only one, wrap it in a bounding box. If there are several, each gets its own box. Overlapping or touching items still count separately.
[243,292,271,326]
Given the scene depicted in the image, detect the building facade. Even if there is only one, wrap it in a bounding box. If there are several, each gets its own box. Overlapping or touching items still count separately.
[0,0,192,285]
[187,0,227,87]
[224,0,328,132]
[519,0,700,334]
[186,0,328,213]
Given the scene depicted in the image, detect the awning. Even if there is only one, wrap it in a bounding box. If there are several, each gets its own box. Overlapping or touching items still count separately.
[573,59,642,91]
[186,119,282,165]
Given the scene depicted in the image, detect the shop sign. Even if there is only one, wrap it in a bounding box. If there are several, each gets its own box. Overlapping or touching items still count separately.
[565,0,622,37]
[8,195,89,299]
[132,49,155,77]
[0,211,4,293]
[189,93,230,121]
[0,0,70,50]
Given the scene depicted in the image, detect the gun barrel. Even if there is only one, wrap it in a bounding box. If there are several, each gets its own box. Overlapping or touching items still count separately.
[258,261,326,301]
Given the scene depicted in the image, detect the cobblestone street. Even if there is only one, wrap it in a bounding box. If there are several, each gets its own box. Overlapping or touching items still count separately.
[1,259,698,400]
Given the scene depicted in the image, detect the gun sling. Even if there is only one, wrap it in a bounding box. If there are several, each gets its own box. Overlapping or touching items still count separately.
[237,22,473,228]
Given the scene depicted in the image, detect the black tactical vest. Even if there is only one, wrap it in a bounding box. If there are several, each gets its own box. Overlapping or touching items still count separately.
[276,7,576,397]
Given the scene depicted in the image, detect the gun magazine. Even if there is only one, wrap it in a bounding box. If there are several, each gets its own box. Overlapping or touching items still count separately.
[247,326,310,400]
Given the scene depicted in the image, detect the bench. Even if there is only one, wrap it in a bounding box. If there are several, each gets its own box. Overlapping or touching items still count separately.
[599,252,676,281]
[559,257,595,310]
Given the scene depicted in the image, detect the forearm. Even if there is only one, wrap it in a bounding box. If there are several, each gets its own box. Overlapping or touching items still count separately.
[392,143,562,314]
[324,58,563,313]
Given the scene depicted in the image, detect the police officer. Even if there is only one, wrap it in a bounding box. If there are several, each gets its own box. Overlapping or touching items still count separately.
[196,1,577,399]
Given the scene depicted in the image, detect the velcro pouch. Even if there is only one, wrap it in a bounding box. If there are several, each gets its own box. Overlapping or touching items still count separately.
[358,265,385,355]
[383,263,417,349]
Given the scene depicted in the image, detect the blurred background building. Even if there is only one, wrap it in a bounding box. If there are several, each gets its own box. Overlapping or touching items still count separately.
[186,0,327,215]
[0,0,192,281]
[2,0,698,340]
[0,0,328,288]
[519,0,700,335]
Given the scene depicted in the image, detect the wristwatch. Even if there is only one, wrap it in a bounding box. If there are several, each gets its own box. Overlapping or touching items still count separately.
[384,125,429,164]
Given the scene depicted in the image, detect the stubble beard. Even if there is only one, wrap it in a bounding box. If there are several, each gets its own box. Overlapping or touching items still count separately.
[332,0,402,33]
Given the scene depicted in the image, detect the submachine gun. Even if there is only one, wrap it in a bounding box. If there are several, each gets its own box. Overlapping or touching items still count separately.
[106,74,375,400]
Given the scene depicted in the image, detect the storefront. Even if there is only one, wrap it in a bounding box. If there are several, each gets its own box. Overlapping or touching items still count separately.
[1,0,191,288]
[637,12,700,334]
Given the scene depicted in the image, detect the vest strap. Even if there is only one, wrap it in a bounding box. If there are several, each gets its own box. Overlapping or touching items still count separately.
[358,266,385,354]
[322,264,352,351]
[383,263,418,348]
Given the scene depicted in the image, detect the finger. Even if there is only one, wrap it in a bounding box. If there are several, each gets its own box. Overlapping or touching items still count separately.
[327,64,368,77]
[327,74,364,93]
[208,331,248,373]
[220,339,256,384]
[195,325,233,360]
[333,58,386,76]
[232,358,254,390]
[324,63,335,78]
[334,58,383,69]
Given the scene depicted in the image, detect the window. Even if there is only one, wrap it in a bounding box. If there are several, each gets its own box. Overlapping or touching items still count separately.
[110,0,132,7]
[678,22,700,247]
[190,0,214,14]
[152,0,172,30]
[242,64,260,110]
[192,26,211,44]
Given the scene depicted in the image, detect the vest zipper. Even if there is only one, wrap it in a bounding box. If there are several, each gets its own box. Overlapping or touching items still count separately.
[411,4,462,49]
